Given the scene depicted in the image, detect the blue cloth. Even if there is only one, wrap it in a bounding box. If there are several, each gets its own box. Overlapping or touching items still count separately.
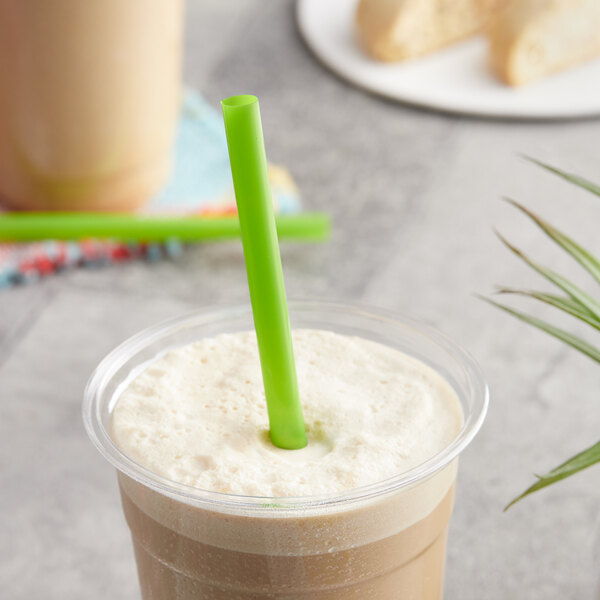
[0,90,301,288]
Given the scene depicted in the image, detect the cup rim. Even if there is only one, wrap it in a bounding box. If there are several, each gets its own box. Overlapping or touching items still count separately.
[82,300,489,513]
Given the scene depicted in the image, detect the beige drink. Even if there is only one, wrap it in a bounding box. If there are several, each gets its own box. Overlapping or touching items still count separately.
[83,303,488,599]
[118,474,456,599]
[0,0,183,211]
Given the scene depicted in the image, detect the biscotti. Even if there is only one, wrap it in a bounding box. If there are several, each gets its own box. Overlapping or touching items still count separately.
[489,0,600,86]
[356,0,504,61]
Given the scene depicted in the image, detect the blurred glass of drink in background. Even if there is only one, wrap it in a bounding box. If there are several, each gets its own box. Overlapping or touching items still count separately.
[0,0,183,211]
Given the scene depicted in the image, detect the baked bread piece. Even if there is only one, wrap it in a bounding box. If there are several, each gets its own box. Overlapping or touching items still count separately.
[489,0,600,86]
[356,0,505,61]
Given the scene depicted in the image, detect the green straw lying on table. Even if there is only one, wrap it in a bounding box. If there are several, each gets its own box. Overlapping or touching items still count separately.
[222,94,307,450]
[0,212,330,242]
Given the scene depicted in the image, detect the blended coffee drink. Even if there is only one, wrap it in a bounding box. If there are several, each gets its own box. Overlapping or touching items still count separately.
[84,303,488,599]
[0,0,183,211]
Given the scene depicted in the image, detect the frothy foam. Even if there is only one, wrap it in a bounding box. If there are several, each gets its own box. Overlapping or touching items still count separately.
[111,329,463,498]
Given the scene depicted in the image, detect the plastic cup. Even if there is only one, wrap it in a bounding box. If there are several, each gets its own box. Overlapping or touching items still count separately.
[83,301,488,599]
[0,0,183,211]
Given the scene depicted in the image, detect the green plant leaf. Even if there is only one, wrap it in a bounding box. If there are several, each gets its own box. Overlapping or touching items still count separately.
[487,160,600,509]
[523,156,600,198]
[505,440,600,510]
[504,198,600,285]
[496,232,600,320]
[496,288,600,331]
[479,296,600,363]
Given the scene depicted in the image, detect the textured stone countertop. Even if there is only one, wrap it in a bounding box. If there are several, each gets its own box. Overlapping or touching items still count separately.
[1,1,599,598]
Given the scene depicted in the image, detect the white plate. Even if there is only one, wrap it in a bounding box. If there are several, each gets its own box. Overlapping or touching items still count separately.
[296,0,600,119]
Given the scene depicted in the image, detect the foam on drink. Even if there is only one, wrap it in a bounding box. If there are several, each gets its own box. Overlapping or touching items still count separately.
[112,329,462,497]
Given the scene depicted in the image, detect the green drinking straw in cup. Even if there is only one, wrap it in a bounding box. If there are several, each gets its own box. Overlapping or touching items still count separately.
[222,94,307,450]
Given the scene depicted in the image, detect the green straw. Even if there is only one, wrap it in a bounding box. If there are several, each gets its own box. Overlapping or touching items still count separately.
[222,94,307,450]
[0,213,330,242]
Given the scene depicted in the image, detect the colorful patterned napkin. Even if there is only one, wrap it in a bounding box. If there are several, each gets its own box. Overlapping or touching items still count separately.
[0,90,301,288]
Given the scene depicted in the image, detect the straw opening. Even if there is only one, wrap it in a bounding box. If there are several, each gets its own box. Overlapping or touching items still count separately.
[221,94,258,108]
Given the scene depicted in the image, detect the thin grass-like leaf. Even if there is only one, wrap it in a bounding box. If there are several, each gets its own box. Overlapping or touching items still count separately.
[496,288,600,331]
[496,233,600,320]
[505,440,600,510]
[487,162,600,508]
[504,198,600,285]
[523,156,600,197]
[479,296,600,363]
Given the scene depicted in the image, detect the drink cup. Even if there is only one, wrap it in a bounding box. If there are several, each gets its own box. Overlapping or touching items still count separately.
[0,0,183,211]
[83,301,488,599]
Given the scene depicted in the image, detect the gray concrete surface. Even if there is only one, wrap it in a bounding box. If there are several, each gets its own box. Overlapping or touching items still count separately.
[1,1,600,598]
